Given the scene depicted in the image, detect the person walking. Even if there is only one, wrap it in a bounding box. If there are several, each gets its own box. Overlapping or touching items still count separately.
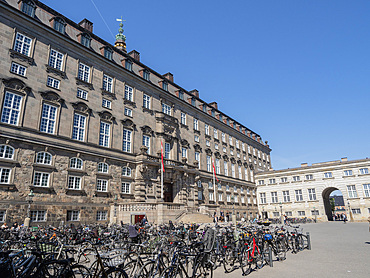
[343,213,347,224]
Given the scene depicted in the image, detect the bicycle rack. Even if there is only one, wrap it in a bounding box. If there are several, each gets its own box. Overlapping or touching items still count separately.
[306,232,311,250]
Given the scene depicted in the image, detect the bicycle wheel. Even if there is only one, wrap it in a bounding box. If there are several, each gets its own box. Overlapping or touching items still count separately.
[103,267,129,278]
[223,248,236,273]
[123,259,142,277]
[240,248,252,276]
[193,261,213,278]
[137,261,158,278]
[160,266,183,278]
[275,240,287,261]
[71,264,91,278]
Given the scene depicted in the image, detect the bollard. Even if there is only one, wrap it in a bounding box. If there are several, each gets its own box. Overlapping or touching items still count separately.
[268,246,273,267]
[306,232,311,250]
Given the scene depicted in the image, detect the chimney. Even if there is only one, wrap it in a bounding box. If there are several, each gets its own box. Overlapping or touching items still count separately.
[189,89,199,98]
[208,102,218,110]
[301,163,308,167]
[341,157,348,162]
[79,18,93,33]
[163,72,173,82]
[128,50,140,61]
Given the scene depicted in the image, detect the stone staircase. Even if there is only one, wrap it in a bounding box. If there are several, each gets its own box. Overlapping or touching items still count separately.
[176,212,213,223]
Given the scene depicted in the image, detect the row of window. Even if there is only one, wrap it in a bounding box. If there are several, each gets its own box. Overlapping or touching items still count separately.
[205,192,256,204]
[258,168,369,185]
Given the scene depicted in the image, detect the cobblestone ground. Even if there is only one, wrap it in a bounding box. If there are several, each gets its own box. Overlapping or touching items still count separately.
[213,222,370,278]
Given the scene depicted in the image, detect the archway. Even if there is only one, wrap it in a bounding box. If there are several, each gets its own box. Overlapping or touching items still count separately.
[322,187,344,221]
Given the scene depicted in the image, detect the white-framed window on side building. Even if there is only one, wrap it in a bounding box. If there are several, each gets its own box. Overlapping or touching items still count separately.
[121,182,131,194]
[40,103,57,134]
[260,193,266,204]
[283,190,290,202]
[142,135,150,154]
[122,129,132,153]
[295,189,303,201]
[10,62,27,76]
[271,192,278,203]
[347,185,358,198]
[308,188,316,201]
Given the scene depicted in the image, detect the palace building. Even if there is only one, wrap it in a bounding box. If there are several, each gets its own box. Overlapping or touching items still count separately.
[256,157,370,222]
[0,0,271,225]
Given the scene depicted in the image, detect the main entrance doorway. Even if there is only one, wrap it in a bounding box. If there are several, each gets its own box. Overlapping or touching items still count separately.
[322,187,345,221]
[164,183,173,203]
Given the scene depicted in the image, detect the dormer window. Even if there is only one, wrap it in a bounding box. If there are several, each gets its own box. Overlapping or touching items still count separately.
[191,97,196,106]
[143,69,150,81]
[54,18,66,34]
[80,34,91,48]
[125,59,132,71]
[211,109,215,117]
[21,0,36,17]
[162,81,168,91]
[203,105,207,113]
[104,47,113,60]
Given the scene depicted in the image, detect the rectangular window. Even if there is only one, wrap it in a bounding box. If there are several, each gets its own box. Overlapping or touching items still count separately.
[21,1,35,17]
[308,188,316,201]
[143,70,150,81]
[67,210,79,221]
[271,192,278,203]
[324,172,332,178]
[195,152,200,166]
[347,185,358,198]
[30,210,46,222]
[236,140,239,149]
[258,180,264,185]
[198,190,202,200]
[269,178,276,184]
[123,129,132,152]
[238,166,242,179]
[218,193,223,202]
[125,60,132,71]
[78,63,90,82]
[222,133,225,142]
[124,107,132,117]
[162,82,168,91]
[10,62,27,76]
[305,174,313,180]
[214,128,218,139]
[226,195,231,202]
[81,34,91,48]
[77,88,88,100]
[68,176,81,190]
[295,189,303,201]
[281,177,287,183]
[1,93,23,125]
[103,75,113,93]
[181,147,187,158]
[209,192,214,201]
[298,211,305,216]
[193,118,199,130]
[104,48,113,60]
[102,98,112,109]
[206,156,211,172]
[143,135,150,154]
[121,182,131,194]
[54,19,65,34]
[49,49,64,71]
[97,179,108,192]
[311,210,319,216]
[191,97,196,106]
[351,208,361,214]
[205,124,209,135]
[363,184,370,197]
[360,168,369,175]
[194,135,199,142]
[181,112,186,125]
[285,211,292,216]
[215,143,219,150]
[99,121,111,147]
[96,211,108,221]
[293,176,300,182]
[231,164,236,178]
[162,103,171,115]
[14,32,32,56]
[224,161,228,176]
[273,212,280,217]
[72,113,86,141]
[344,170,353,176]
[124,85,133,101]
[164,142,170,159]
[179,91,184,100]
[33,172,50,187]
[229,137,233,145]
[0,168,11,184]
[223,147,226,153]
[47,76,60,89]
[283,190,290,202]
[215,159,220,174]
[143,94,150,109]
[241,196,245,203]
[0,211,6,222]
[260,193,266,204]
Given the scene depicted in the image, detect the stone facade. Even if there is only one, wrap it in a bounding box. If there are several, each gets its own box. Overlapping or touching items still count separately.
[0,0,271,225]
[255,158,370,222]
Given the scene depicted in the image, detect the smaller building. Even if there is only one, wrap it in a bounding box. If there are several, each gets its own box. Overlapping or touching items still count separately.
[255,157,370,222]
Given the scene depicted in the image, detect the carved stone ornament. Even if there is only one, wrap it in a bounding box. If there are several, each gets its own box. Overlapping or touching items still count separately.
[230,157,236,164]
[249,164,254,171]
[121,118,136,129]
[98,111,115,122]
[2,78,31,94]
[214,151,221,159]
[205,148,213,156]
[141,125,153,135]
[180,139,190,148]
[222,155,229,161]
[72,102,91,114]
[140,145,148,155]
[193,144,202,152]
[243,162,249,168]
[41,91,64,105]
[237,160,242,165]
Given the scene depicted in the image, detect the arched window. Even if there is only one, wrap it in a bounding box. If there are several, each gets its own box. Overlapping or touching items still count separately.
[122,166,131,177]
[36,152,52,165]
[98,162,108,173]
[70,157,83,169]
[0,145,14,159]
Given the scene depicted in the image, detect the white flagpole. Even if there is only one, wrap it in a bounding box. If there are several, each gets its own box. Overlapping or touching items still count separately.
[212,157,216,202]
[161,141,164,201]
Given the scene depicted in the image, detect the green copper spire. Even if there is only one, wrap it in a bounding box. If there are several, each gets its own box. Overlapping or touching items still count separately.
[115,17,126,42]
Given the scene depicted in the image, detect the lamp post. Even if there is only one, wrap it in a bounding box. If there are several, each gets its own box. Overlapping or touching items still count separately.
[113,194,118,224]
[313,206,317,223]
[279,202,284,225]
[24,189,34,228]
[231,195,236,224]
[347,201,353,222]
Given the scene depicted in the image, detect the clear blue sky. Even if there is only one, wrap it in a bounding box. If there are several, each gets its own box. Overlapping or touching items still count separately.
[42,0,370,170]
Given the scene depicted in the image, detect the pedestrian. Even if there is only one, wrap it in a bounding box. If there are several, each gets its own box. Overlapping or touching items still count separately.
[343,214,347,224]
[283,214,287,225]
[141,215,147,226]
[1,222,8,229]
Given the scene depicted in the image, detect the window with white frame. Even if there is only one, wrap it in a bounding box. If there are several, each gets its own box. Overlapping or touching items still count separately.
[103,75,113,93]
[269,178,276,184]
[236,140,239,149]
[218,193,223,202]
[238,166,242,179]
[123,129,132,153]
[31,210,46,222]
[195,152,200,166]
[223,161,228,176]
[0,168,11,184]
[194,135,199,142]
[80,34,91,47]
[222,132,226,142]
[247,145,251,153]
[237,152,240,158]
[68,176,81,190]
[49,49,64,71]
[273,212,280,217]
[295,189,303,201]
[260,193,266,204]
[181,147,187,158]
[218,183,222,190]
[227,194,231,202]
[198,190,202,200]
[215,159,220,174]
[77,88,88,100]
[193,118,199,130]
[205,124,209,135]
[283,190,290,202]
[72,113,86,141]
[67,210,79,221]
[215,143,219,150]
[1,92,23,126]
[122,166,131,177]
[162,103,171,115]
[305,174,313,180]
[344,170,353,176]
[99,121,111,147]
[36,152,52,165]
[33,172,50,187]
[214,128,218,139]
[142,135,150,154]
[121,182,131,194]
[230,149,233,155]
[351,208,361,214]
[298,211,305,216]
[143,94,150,109]
[242,143,245,152]
[0,211,5,222]
[293,176,300,182]
[271,192,278,203]
[226,184,230,191]
[0,145,14,159]
[164,142,170,159]
[78,63,90,82]
[324,172,332,178]
[206,156,211,172]
[102,98,111,109]
[363,184,370,198]
[14,32,32,56]
[235,196,238,203]
[360,168,369,175]
[308,188,316,201]
[40,103,57,134]
[231,164,236,178]
[244,169,248,181]
[21,0,36,17]
[96,211,107,221]
[10,62,27,76]
[281,177,287,183]
[181,112,186,125]
[98,162,108,173]
[241,196,245,203]
[223,147,226,153]
[124,107,132,117]
[209,192,214,201]
[229,137,233,146]
[70,157,83,169]
[347,185,358,198]
[258,180,264,185]
[97,179,108,192]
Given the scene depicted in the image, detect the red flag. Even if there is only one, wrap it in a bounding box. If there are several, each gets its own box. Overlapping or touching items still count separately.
[212,157,219,182]
[161,141,165,172]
